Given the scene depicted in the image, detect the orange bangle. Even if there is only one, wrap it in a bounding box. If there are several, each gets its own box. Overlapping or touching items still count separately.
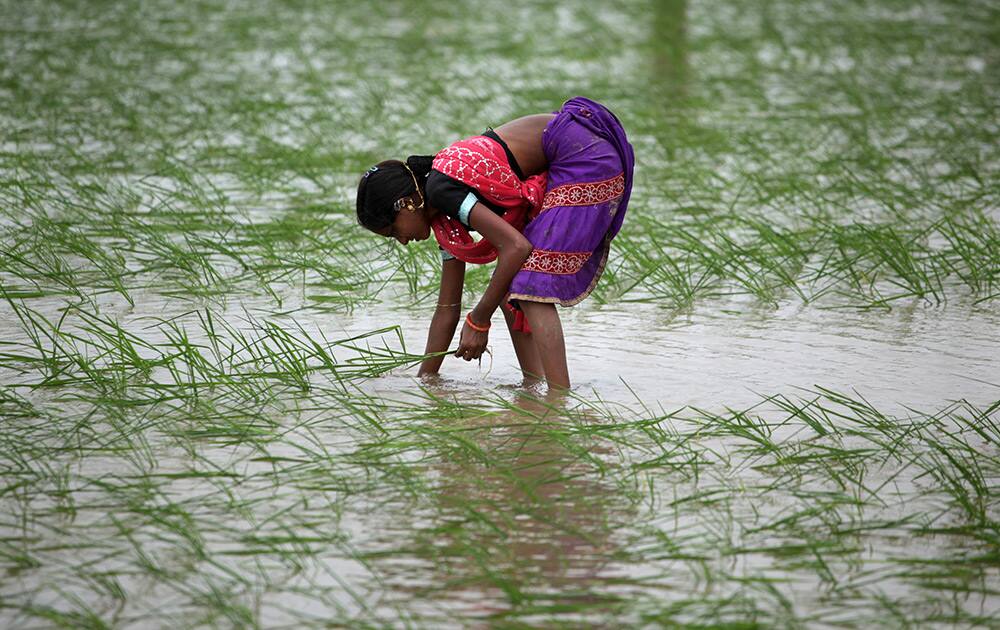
[465,312,490,332]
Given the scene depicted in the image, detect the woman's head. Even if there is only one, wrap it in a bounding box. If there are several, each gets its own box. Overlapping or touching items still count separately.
[356,156,434,244]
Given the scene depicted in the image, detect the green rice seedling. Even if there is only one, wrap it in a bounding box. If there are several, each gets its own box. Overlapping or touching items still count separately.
[854,223,943,304]
[0,209,130,305]
[951,399,1000,445]
[129,229,232,299]
[0,295,73,384]
[765,393,833,438]
[730,214,812,303]
[937,213,1000,301]
[614,225,718,306]
[910,413,1000,538]
[0,243,85,302]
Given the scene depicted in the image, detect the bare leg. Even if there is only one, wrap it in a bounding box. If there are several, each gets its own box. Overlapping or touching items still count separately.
[502,301,545,385]
[518,301,570,390]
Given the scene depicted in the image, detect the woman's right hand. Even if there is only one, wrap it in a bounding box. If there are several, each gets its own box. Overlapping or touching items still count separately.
[455,320,489,361]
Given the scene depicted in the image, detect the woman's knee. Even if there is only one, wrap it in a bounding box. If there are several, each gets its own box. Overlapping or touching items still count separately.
[519,301,548,317]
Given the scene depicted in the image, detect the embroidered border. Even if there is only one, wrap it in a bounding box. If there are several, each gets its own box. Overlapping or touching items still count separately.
[521,249,592,275]
[509,235,613,307]
[541,172,625,211]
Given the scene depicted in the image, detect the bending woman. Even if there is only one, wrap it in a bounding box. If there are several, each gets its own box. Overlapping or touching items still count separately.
[356,97,634,389]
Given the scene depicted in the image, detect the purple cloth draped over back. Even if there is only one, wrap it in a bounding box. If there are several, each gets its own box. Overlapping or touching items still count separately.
[508,97,635,306]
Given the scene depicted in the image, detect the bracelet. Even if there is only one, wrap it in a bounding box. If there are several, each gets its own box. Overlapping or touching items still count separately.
[465,312,491,332]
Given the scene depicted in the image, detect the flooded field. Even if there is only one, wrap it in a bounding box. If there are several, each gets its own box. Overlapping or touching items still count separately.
[2,0,998,627]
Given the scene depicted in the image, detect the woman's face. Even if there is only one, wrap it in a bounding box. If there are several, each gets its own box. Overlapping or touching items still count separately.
[373,193,432,245]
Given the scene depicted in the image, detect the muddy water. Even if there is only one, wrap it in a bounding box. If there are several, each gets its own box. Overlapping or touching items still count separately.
[340,298,1000,413]
[309,297,1000,626]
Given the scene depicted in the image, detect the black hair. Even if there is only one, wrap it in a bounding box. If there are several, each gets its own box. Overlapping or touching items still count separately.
[356,155,434,231]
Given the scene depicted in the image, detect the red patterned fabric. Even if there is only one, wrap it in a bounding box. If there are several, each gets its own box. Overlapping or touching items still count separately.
[521,249,592,275]
[505,301,532,334]
[541,172,625,212]
[431,136,547,265]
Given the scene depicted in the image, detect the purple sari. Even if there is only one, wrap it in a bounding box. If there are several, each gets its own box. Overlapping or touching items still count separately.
[508,97,635,306]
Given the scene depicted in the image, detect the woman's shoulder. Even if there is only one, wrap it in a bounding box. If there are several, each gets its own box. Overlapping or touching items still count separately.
[426,170,474,213]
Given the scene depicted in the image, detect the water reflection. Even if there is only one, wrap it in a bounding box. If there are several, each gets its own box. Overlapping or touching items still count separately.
[367,391,635,623]
[651,0,689,95]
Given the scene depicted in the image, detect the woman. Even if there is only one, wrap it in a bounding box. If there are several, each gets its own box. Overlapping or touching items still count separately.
[356,97,634,389]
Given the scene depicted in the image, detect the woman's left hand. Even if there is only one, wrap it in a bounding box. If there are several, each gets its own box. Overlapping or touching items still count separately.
[456,321,489,361]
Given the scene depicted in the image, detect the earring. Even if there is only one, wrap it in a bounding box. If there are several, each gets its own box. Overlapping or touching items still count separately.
[394,195,419,214]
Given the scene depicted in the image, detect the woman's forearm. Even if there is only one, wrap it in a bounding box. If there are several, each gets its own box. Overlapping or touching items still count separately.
[470,240,532,324]
[420,258,465,375]
[418,306,461,375]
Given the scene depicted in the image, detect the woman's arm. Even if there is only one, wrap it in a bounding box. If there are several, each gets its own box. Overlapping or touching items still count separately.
[418,257,466,375]
[455,203,533,361]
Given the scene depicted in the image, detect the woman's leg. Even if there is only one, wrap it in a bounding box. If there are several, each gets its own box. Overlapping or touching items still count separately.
[518,301,570,389]
[501,302,545,385]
